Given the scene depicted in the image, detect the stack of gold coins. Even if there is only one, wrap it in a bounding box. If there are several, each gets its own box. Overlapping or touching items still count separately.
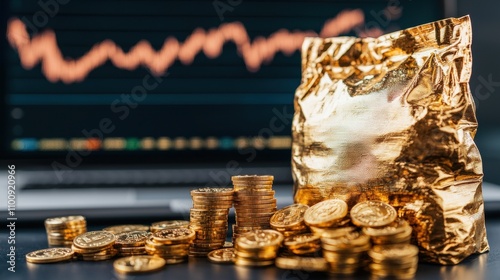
[270,204,309,238]
[362,218,412,245]
[114,231,149,256]
[188,187,233,256]
[102,224,150,235]
[282,233,321,256]
[368,244,419,279]
[72,231,117,261]
[304,199,349,234]
[151,220,189,233]
[44,216,87,247]
[321,231,371,275]
[234,229,283,267]
[145,228,195,263]
[231,175,276,240]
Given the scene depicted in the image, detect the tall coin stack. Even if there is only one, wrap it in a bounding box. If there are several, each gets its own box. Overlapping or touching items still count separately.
[231,175,277,240]
[72,231,118,261]
[234,229,284,267]
[270,204,309,238]
[368,244,419,279]
[114,231,149,256]
[188,188,233,257]
[145,228,195,263]
[45,215,87,247]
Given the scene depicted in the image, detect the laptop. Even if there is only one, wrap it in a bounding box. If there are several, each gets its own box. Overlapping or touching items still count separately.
[1,0,498,222]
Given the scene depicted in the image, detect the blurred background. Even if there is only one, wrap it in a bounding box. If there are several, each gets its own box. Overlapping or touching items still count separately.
[459,0,500,184]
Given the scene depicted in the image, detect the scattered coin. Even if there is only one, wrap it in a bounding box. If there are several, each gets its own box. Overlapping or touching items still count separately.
[350,201,397,228]
[25,248,74,264]
[208,248,236,264]
[113,255,166,274]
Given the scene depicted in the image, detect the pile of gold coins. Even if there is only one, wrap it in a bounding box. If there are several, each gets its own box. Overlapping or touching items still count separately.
[234,229,283,266]
[189,187,233,256]
[27,174,423,278]
[232,175,277,240]
[44,215,87,247]
[270,204,309,237]
[114,231,149,256]
[145,228,195,263]
[72,231,117,261]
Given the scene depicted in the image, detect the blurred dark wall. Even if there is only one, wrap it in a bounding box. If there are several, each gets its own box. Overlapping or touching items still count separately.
[458,0,500,184]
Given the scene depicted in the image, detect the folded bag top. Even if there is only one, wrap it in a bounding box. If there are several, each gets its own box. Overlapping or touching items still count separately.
[292,15,489,265]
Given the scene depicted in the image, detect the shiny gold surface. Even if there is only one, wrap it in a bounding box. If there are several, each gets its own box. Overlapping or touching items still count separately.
[292,16,488,264]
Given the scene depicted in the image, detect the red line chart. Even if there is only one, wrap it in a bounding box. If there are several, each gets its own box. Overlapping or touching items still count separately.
[6,9,367,83]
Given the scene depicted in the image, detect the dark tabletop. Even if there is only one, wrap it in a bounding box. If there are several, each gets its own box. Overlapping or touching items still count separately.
[2,218,500,280]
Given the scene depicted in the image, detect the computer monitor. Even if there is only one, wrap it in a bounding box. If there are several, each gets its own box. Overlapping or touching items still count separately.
[0,0,451,173]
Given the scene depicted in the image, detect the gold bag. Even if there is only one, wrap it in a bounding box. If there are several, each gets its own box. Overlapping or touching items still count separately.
[292,16,489,264]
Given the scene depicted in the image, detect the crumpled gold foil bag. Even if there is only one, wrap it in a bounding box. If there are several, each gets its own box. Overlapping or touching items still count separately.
[292,16,489,264]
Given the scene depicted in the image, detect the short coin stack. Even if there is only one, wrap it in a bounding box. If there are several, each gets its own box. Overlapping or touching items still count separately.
[151,220,189,233]
[45,215,87,247]
[231,175,277,240]
[321,230,371,275]
[283,233,321,256]
[25,248,75,264]
[114,231,149,256]
[189,187,233,256]
[368,244,419,279]
[270,204,309,238]
[234,229,284,266]
[145,228,195,263]
[72,231,117,261]
[362,218,412,245]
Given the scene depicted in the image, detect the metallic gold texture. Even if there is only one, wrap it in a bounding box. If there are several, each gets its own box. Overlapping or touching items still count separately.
[292,16,488,264]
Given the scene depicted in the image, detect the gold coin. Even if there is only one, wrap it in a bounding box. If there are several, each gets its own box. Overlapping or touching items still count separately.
[362,218,411,237]
[321,231,370,248]
[303,199,348,227]
[45,215,86,226]
[368,244,419,260]
[191,187,234,196]
[231,175,274,181]
[234,257,274,267]
[102,224,150,234]
[270,204,309,229]
[312,226,357,238]
[151,220,189,232]
[114,231,149,247]
[152,228,195,244]
[350,201,397,228]
[25,248,74,264]
[207,248,235,264]
[73,231,115,249]
[275,257,328,271]
[113,255,166,274]
[283,233,320,247]
[236,229,284,250]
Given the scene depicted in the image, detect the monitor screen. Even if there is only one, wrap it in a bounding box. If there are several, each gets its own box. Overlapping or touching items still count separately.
[0,0,447,166]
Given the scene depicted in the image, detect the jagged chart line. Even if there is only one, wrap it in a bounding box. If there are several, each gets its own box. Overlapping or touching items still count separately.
[6,10,366,83]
